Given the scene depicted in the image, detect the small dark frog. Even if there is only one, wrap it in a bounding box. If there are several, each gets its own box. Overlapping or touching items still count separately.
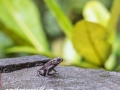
[37,57,63,76]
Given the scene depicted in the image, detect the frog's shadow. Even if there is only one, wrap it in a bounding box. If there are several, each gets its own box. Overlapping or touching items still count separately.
[37,73,61,79]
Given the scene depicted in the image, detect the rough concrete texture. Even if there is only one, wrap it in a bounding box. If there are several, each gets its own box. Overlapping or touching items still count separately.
[0,55,50,73]
[1,66,120,90]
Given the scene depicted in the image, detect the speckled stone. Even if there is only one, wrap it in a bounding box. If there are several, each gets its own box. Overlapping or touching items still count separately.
[1,66,120,90]
[0,55,120,90]
[0,55,50,73]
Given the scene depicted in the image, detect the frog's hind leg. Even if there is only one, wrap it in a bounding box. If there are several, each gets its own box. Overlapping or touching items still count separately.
[37,70,45,76]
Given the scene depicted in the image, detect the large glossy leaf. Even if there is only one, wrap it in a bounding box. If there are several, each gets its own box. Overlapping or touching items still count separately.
[0,0,49,52]
[72,20,111,66]
[0,22,31,45]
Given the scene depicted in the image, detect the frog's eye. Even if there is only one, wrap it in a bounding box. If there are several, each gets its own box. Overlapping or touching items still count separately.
[57,58,63,63]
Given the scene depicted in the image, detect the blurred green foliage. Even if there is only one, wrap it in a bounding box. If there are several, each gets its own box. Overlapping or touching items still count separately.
[72,20,111,67]
[0,0,51,57]
[1,0,120,71]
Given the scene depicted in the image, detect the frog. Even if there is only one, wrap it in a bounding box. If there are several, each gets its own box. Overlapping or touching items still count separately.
[37,57,63,76]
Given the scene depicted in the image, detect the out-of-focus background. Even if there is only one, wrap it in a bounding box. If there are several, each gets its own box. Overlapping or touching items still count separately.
[1,0,120,71]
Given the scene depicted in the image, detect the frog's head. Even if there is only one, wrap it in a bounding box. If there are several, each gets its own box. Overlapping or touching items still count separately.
[56,57,63,63]
[52,57,63,64]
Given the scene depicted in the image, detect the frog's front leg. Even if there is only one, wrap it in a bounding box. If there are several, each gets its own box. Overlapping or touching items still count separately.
[52,69,59,74]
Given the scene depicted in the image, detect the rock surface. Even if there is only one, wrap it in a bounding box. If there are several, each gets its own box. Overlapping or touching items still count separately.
[0,55,50,73]
[0,55,120,90]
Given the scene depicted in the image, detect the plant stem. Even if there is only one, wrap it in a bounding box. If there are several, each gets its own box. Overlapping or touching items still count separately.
[107,0,120,32]
[44,0,73,38]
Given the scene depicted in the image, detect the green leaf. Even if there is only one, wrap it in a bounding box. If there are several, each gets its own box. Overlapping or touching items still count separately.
[44,0,73,38]
[0,22,31,45]
[105,37,118,71]
[72,20,111,67]
[6,46,40,54]
[107,0,120,32]
[115,65,120,72]
[77,60,99,68]
[0,31,13,58]
[62,38,81,64]
[0,0,49,52]
[6,46,55,57]
[105,53,116,70]
[62,38,99,68]
[83,0,110,28]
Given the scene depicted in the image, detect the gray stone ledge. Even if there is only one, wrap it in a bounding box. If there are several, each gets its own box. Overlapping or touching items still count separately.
[2,66,120,90]
[0,55,120,90]
[0,55,50,73]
